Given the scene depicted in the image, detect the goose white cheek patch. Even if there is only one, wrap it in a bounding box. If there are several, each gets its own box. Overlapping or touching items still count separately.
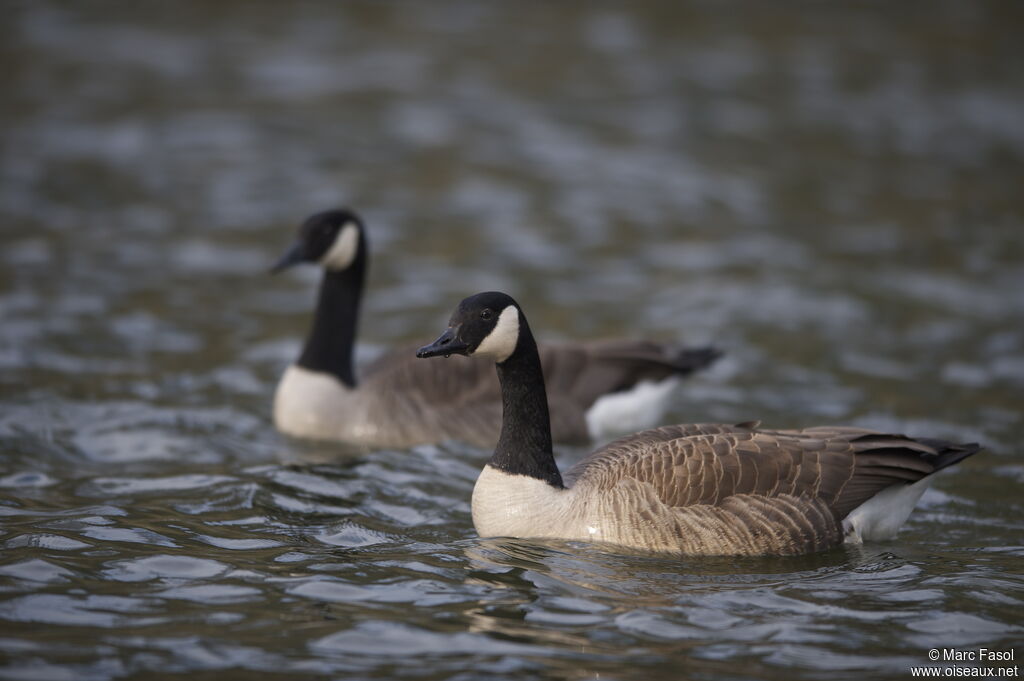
[473,305,520,363]
[319,223,359,270]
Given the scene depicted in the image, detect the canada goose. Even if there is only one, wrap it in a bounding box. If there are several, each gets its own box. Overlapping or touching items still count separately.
[271,210,720,450]
[416,291,982,556]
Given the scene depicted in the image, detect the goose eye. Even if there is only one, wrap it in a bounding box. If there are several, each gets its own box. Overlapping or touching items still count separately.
[480,309,492,321]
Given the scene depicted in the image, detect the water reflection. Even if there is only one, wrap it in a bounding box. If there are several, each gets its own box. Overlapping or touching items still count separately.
[466,537,860,602]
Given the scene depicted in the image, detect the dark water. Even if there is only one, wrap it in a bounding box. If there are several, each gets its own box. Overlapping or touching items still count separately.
[2,2,1022,679]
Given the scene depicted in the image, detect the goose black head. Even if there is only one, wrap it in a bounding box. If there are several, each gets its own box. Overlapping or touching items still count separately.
[417,291,522,363]
[270,209,366,273]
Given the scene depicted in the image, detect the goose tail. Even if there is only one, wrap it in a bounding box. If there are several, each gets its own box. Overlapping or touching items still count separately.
[842,436,981,544]
[915,438,983,472]
[669,345,722,375]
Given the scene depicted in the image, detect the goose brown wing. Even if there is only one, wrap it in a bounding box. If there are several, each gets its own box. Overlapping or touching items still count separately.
[570,423,969,519]
[360,347,502,448]
[538,340,720,409]
[363,346,499,404]
[361,346,590,445]
[364,339,719,407]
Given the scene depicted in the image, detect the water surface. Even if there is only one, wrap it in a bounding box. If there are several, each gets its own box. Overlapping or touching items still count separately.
[1,2,1022,679]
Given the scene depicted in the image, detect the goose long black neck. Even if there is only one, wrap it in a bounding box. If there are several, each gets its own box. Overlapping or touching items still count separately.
[297,260,365,388]
[490,320,564,489]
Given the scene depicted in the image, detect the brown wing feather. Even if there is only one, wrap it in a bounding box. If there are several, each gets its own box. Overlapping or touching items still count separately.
[361,346,592,446]
[539,341,719,408]
[568,422,978,554]
[573,423,956,512]
[360,347,503,448]
[362,346,498,403]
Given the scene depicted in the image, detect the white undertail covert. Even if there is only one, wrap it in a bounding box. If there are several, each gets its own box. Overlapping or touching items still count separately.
[842,476,934,543]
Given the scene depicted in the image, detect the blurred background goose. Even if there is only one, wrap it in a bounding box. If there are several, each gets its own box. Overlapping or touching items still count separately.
[416,291,982,556]
[271,210,720,450]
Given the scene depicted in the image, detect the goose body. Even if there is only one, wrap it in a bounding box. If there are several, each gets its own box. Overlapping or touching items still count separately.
[271,210,719,450]
[417,291,981,556]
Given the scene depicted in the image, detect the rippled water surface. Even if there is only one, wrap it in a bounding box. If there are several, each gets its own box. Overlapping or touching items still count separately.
[2,2,1022,679]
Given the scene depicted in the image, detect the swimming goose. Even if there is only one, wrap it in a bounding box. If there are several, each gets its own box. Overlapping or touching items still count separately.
[416,291,982,556]
[270,210,720,450]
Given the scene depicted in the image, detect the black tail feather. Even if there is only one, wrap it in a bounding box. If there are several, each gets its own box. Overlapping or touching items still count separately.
[672,346,723,374]
[916,439,983,472]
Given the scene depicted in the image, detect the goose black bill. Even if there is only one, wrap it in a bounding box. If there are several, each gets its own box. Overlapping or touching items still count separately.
[416,327,469,358]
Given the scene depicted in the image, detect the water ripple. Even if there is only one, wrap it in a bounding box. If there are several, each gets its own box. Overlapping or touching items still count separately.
[2,2,1021,680]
